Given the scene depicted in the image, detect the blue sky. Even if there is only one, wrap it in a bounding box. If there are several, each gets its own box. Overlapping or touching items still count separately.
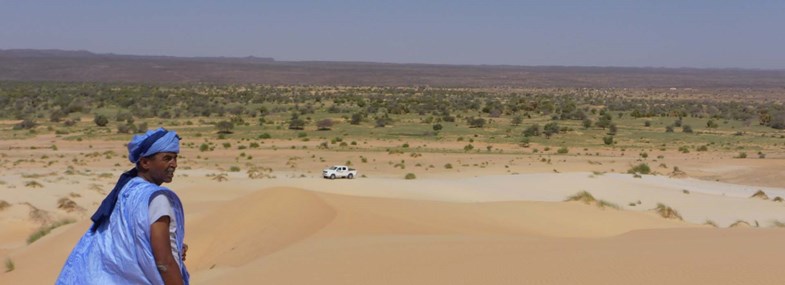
[1,1,783,69]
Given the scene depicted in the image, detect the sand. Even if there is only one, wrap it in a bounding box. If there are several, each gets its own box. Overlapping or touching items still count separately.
[2,137,785,284]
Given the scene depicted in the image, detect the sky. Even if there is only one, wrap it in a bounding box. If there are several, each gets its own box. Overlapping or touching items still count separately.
[1,1,784,69]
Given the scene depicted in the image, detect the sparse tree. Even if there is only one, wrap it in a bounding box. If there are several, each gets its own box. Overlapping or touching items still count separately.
[288,113,306,130]
[316,118,334,131]
[216,121,234,134]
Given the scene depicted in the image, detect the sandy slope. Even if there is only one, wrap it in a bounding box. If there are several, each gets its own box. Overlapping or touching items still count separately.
[3,137,785,284]
[4,185,784,284]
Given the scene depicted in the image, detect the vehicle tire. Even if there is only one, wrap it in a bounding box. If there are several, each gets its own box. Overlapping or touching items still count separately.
[347,173,354,179]
[330,174,336,180]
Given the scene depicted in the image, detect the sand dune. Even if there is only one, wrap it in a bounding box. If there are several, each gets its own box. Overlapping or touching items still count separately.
[3,180,785,284]
[3,136,785,284]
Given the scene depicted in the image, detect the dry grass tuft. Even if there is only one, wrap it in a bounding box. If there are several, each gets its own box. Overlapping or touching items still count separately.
[25,180,44,188]
[211,173,229,182]
[750,190,769,200]
[596,200,620,210]
[564,191,596,204]
[4,258,13,272]
[704,220,718,227]
[247,166,274,179]
[653,203,683,220]
[57,197,84,213]
[26,218,75,244]
[669,167,687,178]
[729,220,751,228]
[0,200,10,211]
[773,196,783,202]
[770,220,785,228]
[22,202,52,225]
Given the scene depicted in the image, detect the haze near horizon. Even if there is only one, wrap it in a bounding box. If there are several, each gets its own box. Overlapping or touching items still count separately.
[1,1,784,69]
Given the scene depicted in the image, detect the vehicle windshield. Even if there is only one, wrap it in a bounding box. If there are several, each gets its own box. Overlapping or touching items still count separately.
[329,166,338,170]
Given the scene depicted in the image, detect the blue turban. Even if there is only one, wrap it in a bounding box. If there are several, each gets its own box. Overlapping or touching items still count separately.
[90,128,180,231]
[127,127,181,163]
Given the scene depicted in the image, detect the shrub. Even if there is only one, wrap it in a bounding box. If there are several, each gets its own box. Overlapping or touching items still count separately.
[557,147,569,154]
[229,166,241,172]
[682,125,693,133]
[94,114,109,127]
[404,173,417,180]
[603,136,614,145]
[117,123,135,134]
[444,163,453,169]
[13,119,37,130]
[216,121,234,134]
[258,133,272,139]
[627,163,651,174]
[199,143,209,152]
[735,152,747,159]
[543,122,560,138]
[523,124,541,137]
[4,258,13,272]
[316,118,334,130]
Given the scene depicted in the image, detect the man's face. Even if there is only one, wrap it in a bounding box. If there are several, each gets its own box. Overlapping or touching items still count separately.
[140,152,178,185]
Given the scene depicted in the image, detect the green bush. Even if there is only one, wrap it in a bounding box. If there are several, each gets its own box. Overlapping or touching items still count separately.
[404,173,417,180]
[627,163,651,174]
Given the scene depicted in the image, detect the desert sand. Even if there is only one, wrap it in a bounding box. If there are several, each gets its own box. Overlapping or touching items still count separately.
[2,136,785,284]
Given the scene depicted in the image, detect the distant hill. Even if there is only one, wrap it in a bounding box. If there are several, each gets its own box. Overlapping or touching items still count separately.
[1,49,784,88]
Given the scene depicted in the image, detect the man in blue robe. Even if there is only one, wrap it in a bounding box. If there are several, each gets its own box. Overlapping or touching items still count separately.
[57,128,189,285]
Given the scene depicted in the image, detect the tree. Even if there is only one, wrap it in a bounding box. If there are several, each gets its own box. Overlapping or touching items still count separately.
[432,123,443,131]
[523,124,541,137]
[216,121,234,134]
[543,122,560,138]
[706,119,719,128]
[94,114,109,127]
[511,115,523,126]
[582,118,592,129]
[316,118,334,131]
[467,117,486,128]
[288,113,305,130]
[607,123,618,135]
[595,113,612,129]
[350,113,363,125]
[603,135,614,145]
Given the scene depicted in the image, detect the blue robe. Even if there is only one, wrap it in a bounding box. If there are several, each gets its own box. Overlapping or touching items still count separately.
[56,177,189,285]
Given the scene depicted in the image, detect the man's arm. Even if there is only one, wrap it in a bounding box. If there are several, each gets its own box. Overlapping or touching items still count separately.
[151,216,184,285]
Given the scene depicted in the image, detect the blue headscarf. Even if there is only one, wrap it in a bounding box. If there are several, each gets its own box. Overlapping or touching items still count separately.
[90,128,181,231]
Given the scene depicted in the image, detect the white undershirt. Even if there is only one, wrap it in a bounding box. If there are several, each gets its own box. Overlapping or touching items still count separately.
[148,194,180,267]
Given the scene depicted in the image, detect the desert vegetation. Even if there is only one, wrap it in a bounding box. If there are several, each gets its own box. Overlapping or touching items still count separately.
[26,218,75,244]
[653,203,683,220]
[1,82,784,157]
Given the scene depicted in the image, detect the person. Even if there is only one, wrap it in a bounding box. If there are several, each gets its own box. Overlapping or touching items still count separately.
[56,128,189,285]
